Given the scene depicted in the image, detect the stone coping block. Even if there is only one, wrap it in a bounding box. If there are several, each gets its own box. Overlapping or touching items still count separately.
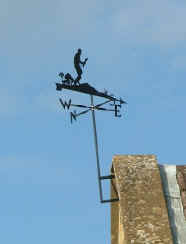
[111,155,173,244]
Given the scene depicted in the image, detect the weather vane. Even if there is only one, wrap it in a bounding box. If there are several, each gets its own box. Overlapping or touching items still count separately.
[55,49,127,203]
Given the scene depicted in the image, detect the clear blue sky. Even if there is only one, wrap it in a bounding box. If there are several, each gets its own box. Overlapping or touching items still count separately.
[1,0,186,243]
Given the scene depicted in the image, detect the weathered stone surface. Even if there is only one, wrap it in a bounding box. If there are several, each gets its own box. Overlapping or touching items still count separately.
[176,166,186,219]
[111,155,173,244]
[176,171,186,191]
[181,191,186,208]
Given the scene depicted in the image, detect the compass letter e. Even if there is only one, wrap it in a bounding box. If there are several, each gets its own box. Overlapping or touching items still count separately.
[114,104,121,117]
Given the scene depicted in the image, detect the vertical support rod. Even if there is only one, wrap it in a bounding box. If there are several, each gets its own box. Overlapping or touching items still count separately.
[90,95,103,203]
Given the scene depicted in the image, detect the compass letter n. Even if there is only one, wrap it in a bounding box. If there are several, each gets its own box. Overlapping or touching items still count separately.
[59,98,71,110]
[70,111,77,123]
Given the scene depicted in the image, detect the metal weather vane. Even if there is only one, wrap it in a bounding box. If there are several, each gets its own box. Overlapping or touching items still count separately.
[55,49,127,203]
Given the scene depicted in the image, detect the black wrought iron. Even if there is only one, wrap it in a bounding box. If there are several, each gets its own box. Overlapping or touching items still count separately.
[55,49,127,203]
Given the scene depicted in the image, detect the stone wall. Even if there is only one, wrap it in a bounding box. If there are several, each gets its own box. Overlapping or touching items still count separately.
[111,155,174,244]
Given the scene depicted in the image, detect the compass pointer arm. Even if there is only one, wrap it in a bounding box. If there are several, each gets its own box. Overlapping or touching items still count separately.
[94,100,111,109]
[95,107,120,112]
[70,104,92,109]
[76,108,91,117]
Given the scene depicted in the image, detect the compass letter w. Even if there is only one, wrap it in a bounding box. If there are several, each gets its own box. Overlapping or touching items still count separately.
[59,98,71,110]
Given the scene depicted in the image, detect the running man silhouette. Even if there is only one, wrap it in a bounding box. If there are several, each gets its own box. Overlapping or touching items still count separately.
[74,48,88,85]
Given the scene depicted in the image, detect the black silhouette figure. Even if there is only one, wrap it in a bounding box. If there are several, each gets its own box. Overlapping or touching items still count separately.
[74,48,88,85]
[64,73,74,85]
[59,72,74,86]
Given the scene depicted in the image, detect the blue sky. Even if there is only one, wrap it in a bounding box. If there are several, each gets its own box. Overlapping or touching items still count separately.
[1,0,186,243]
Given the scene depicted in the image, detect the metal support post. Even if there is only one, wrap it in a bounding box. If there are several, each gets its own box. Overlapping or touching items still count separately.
[90,95,119,203]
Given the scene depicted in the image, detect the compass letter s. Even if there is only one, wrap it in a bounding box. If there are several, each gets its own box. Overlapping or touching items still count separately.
[59,98,71,110]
